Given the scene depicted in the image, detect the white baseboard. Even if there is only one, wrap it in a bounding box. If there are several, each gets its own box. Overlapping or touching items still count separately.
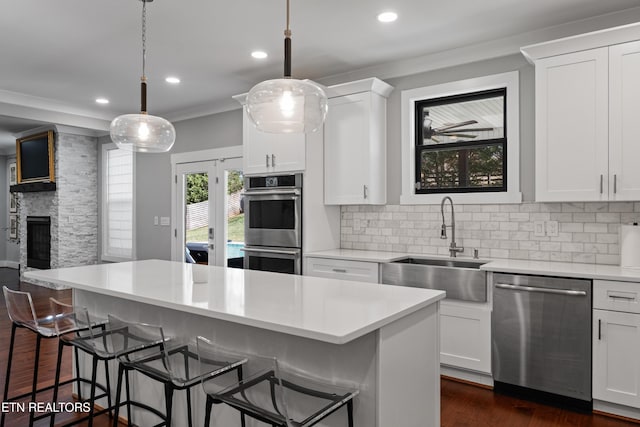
[441,365,494,387]
[0,260,19,269]
[594,399,640,421]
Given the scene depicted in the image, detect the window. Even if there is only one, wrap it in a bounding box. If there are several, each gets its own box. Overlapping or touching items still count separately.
[401,71,521,204]
[101,144,134,261]
[415,88,506,193]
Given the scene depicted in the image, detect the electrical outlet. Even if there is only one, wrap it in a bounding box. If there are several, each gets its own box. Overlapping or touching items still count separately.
[546,220,559,237]
[534,221,545,237]
[160,216,170,226]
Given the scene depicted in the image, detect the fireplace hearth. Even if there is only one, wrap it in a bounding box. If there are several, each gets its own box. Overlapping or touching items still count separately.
[27,216,51,269]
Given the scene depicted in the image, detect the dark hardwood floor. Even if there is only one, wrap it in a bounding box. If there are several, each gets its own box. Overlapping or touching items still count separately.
[1,280,638,426]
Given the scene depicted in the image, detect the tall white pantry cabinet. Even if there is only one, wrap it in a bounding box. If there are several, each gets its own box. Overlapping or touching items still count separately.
[523,30,640,202]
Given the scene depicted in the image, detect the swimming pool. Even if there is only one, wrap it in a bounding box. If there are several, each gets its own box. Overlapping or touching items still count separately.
[227,241,244,258]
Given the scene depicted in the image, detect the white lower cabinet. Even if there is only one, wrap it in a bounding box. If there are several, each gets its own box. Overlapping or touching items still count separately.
[304,257,379,283]
[593,280,640,412]
[593,309,640,408]
[440,300,491,374]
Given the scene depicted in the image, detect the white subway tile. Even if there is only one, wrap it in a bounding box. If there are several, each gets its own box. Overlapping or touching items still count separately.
[596,213,621,223]
[562,203,585,212]
[572,253,595,263]
[596,254,619,265]
[560,223,583,233]
[561,243,584,252]
[573,213,596,223]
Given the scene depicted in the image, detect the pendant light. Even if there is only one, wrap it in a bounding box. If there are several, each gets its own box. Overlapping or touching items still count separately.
[246,0,328,134]
[110,0,175,152]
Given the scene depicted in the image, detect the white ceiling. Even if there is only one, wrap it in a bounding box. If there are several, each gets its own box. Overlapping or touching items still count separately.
[1,0,640,153]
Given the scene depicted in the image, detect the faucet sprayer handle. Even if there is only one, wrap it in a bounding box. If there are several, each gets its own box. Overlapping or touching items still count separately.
[440,224,447,239]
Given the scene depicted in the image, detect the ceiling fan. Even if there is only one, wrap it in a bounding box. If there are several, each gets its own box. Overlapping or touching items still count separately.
[422,113,494,143]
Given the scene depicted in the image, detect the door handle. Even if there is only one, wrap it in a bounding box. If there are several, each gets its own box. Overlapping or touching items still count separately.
[495,283,587,296]
[598,318,602,340]
[266,154,270,168]
[614,174,617,194]
[363,185,368,200]
[600,174,603,194]
[272,154,276,167]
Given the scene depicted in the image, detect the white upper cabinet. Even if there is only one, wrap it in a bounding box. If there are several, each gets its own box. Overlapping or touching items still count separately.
[534,48,609,202]
[324,78,393,205]
[609,41,640,201]
[523,24,640,202]
[234,94,306,175]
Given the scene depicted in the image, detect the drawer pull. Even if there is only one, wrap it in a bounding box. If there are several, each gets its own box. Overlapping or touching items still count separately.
[332,268,347,273]
[607,291,636,301]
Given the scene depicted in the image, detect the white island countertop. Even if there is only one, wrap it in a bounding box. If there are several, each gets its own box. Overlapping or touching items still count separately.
[24,259,445,345]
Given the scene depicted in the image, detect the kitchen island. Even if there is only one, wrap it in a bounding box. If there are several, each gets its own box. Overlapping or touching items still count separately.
[24,259,444,427]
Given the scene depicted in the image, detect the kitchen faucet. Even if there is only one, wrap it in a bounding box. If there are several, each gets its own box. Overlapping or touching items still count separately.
[440,196,464,257]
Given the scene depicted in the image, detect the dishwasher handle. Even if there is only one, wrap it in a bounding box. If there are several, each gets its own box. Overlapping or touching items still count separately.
[495,283,587,296]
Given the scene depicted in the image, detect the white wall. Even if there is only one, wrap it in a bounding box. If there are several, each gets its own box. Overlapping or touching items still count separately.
[126,109,243,260]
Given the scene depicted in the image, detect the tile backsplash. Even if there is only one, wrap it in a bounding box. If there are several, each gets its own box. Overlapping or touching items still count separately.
[340,202,640,265]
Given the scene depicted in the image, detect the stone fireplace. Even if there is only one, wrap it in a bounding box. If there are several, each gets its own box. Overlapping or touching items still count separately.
[19,128,98,282]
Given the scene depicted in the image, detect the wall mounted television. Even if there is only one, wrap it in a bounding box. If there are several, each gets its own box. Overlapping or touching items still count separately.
[16,130,55,184]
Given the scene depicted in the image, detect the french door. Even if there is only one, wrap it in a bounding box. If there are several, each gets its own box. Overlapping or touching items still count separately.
[173,157,243,267]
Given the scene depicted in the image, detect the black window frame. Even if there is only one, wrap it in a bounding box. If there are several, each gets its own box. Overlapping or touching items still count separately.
[414,88,507,194]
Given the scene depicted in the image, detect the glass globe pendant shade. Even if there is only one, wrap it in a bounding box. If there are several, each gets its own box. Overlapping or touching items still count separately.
[246,78,328,134]
[110,113,176,153]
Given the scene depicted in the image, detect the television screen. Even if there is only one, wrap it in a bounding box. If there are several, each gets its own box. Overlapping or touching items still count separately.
[17,131,53,183]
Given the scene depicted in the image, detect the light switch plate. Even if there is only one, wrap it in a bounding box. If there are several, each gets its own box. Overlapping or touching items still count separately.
[154,216,159,226]
[534,221,545,237]
[546,220,559,237]
[160,216,170,226]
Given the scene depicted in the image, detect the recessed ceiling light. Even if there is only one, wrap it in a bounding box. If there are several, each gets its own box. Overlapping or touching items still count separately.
[95,98,109,104]
[251,51,268,59]
[165,76,181,84]
[377,11,398,23]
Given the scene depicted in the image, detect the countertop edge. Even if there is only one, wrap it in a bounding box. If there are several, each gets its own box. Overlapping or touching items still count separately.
[305,249,640,282]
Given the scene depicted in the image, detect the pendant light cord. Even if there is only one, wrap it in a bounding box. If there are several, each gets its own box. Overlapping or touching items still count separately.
[140,0,148,113]
[142,0,147,80]
[283,0,292,78]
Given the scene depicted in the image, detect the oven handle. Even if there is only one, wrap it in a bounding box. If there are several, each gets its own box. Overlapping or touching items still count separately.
[495,283,587,296]
[244,188,301,197]
[243,246,301,257]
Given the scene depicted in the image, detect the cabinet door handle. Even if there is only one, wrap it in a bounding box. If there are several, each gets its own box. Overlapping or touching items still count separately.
[614,174,617,194]
[598,318,602,340]
[600,174,603,194]
[266,154,270,167]
[272,154,276,167]
[363,185,368,199]
[332,268,347,273]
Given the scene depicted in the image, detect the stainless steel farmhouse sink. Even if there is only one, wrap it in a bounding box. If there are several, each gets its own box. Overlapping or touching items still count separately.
[380,257,488,302]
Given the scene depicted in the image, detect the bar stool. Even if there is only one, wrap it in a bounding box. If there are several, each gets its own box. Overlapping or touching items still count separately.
[1,286,87,426]
[48,298,117,427]
[196,336,359,427]
[110,317,247,427]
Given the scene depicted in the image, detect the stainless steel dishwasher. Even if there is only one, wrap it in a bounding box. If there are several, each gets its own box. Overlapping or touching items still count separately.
[492,273,592,407]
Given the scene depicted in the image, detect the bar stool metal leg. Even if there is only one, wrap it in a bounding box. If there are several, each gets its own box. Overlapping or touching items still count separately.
[50,339,65,427]
[86,356,99,427]
[164,384,174,427]
[113,364,125,427]
[28,333,43,426]
[204,395,213,427]
[1,323,17,427]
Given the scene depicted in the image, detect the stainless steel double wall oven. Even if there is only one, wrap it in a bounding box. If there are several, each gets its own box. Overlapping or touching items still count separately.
[243,173,302,274]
